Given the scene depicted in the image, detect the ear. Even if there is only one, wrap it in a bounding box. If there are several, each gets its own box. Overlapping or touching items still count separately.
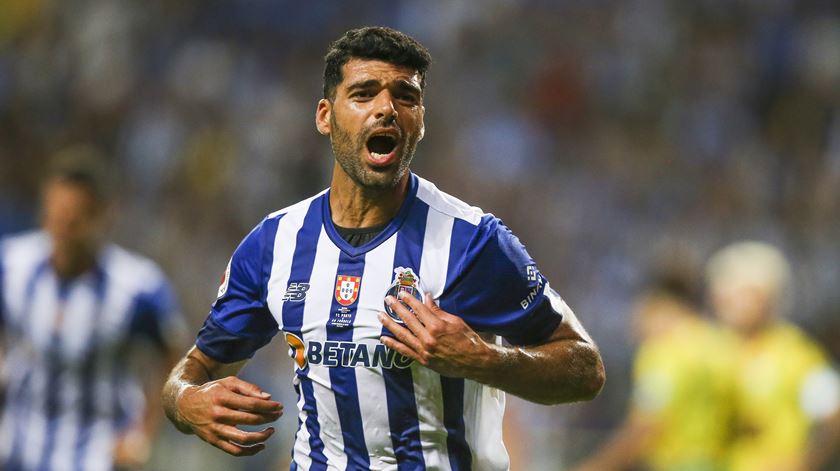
[418,104,426,141]
[315,99,332,135]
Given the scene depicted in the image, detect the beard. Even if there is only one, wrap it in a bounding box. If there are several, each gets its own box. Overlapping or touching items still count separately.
[330,113,420,191]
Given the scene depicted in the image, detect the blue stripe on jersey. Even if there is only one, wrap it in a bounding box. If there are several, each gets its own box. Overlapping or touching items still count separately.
[37,277,73,471]
[439,218,475,470]
[282,199,328,469]
[382,199,429,470]
[326,251,369,470]
[74,267,107,471]
[7,259,48,469]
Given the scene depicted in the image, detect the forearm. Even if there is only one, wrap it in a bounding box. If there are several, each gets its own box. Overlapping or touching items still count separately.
[162,348,216,434]
[472,338,604,405]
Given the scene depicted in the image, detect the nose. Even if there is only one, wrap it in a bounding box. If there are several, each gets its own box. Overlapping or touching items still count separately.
[373,90,397,122]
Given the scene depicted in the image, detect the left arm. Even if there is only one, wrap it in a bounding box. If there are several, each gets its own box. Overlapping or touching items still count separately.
[379,292,605,405]
[113,345,182,467]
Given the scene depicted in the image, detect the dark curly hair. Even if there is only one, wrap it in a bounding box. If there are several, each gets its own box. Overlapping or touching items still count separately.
[323,26,431,101]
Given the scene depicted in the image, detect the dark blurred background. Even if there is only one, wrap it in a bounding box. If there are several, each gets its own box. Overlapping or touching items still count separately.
[1,0,839,469]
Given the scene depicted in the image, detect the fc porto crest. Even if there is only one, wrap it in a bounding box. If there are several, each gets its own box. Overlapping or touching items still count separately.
[335,275,361,306]
[384,267,424,323]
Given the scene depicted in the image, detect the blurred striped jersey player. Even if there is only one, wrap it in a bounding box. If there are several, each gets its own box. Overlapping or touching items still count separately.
[196,174,567,470]
[0,149,184,471]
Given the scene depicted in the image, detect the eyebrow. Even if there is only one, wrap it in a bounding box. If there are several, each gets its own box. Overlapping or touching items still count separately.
[345,79,381,93]
[345,79,422,96]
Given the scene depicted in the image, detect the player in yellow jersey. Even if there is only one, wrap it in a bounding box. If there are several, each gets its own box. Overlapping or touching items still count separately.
[707,241,840,471]
[573,269,737,471]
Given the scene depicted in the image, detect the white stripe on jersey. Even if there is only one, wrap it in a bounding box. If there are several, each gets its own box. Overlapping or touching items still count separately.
[300,228,347,469]
[82,419,114,471]
[293,391,315,470]
[464,372,510,470]
[20,274,55,470]
[354,235,398,469]
[413,207,456,470]
[266,194,320,329]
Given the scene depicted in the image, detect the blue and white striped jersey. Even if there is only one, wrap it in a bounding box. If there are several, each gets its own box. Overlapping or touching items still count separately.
[197,174,567,471]
[0,231,182,471]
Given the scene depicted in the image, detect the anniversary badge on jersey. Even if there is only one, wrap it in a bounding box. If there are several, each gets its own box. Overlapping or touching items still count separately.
[335,275,361,306]
[384,267,424,323]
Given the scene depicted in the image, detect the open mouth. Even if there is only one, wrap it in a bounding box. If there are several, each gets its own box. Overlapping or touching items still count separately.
[366,134,398,163]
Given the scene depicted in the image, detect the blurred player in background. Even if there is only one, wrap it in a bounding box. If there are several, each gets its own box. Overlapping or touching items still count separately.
[163,26,604,469]
[573,263,737,471]
[0,147,185,471]
[707,241,840,471]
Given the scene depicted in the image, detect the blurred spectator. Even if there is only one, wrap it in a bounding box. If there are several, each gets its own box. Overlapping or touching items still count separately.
[572,259,737,471]
[0,147,186,471]
[707,241,840,471]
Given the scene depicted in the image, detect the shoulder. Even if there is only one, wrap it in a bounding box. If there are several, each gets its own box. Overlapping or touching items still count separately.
[101,244,168,293]
[1,230,49,259]
[415,175,486,227]
[1,230,50,273]
[266,189,328,221]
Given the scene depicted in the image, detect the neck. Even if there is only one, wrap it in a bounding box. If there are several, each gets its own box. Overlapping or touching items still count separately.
[51,248,97,281]
[329,165,410,229]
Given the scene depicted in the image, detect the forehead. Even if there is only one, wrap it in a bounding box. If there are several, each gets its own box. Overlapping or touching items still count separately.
[43,179,99,207]
[339,58,422,89]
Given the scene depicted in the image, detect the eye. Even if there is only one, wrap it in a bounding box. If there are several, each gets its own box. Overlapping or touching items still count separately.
[352,90,375,100]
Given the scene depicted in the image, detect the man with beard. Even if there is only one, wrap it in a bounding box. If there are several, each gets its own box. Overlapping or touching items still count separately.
[163,26,605,470]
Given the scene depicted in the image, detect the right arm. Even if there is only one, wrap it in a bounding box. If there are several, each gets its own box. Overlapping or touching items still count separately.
[165,217,284,456]
[162,345,283,456]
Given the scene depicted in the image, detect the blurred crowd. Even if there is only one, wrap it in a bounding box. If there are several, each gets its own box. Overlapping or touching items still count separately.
[1,0,839,469]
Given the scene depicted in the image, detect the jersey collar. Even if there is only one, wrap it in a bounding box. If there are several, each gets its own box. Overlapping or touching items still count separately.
[322,173,419,257]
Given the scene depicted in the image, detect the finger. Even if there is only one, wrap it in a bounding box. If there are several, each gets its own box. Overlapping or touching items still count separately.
[380,335,427,365]
[220,392,283,414]
[385,295,433,341]
[378,312,426,355]
[214,424,275,446]
[423,293,441,312]
[398,291,441,327]
[215,407,283,426]
[221,377,272,399]
[212,437,266,457]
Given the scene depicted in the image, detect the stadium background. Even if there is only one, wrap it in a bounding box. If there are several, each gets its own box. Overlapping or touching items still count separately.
[1,0,839,469]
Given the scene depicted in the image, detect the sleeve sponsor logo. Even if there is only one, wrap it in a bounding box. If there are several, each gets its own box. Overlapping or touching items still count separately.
[519,264,543,310]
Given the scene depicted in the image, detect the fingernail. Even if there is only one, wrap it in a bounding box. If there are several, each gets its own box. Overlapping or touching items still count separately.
[397,291,406,300]
[378,312,386,321]
[260,392,271,398]
[385,295,395,305]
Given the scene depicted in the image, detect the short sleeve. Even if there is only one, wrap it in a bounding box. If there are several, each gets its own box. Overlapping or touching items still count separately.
[440,216,563,346]
[129,276,185,351]
[195,218,280,362]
